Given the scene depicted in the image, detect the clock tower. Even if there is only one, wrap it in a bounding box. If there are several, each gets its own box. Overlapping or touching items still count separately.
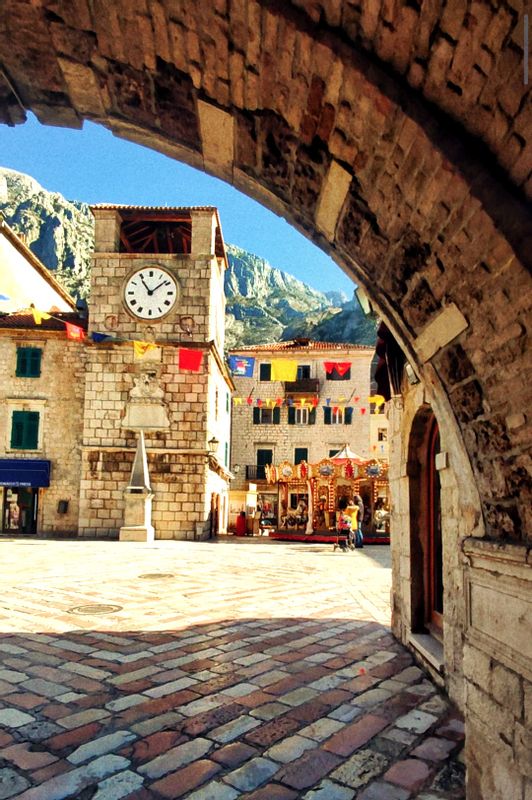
[78,205,233,540]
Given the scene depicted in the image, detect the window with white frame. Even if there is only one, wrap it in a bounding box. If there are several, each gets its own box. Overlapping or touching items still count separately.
[295,407,309,425]
[331,408,343,424]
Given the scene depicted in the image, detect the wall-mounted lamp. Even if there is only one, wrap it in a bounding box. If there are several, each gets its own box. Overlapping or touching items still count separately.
[405,362,420,385]
[232,464,241,475]
[354,286,373,316]
[207,436,219,456]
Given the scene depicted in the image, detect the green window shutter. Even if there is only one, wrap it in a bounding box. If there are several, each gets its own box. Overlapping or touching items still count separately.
[26,412,39,447]
[29,349,42,377]
[273,406,281,424]
[11,411,39,449]
[226,393,230,413]
[253,407,261,424]
[16,348,41,378]
[308,408,316,425]
[11,412,25,448]
[345,407,353,425]
[288,407,296,425]
[324,407,332,425]
[224,442,229,466]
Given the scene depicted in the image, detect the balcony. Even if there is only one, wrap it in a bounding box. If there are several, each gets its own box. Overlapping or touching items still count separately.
[246,465,268,481]
[284,378,320,395]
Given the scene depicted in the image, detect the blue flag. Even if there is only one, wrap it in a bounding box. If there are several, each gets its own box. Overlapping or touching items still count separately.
[228,355,255,377]
[91,332,113,343]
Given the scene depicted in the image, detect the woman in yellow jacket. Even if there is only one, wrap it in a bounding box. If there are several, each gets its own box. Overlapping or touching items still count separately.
[345,501,359,550]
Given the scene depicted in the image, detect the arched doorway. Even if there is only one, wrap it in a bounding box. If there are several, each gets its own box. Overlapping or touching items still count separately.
[408,406,443,641]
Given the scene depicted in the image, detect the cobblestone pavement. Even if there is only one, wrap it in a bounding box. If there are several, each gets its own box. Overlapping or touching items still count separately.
[0,536,465,799]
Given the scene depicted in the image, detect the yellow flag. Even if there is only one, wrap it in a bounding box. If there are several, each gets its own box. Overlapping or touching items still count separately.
[31,308,51,325]
[368,394,386,409]
[133,341,157,358]
[271,360,298,381]
[233,397,243,406]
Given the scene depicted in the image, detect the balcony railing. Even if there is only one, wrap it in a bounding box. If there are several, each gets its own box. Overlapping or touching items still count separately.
[246,465,267,481]
[284,378,320,395]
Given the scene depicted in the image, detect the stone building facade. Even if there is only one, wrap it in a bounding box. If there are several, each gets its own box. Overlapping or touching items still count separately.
[0,208,234,540]
[228,340,375,526]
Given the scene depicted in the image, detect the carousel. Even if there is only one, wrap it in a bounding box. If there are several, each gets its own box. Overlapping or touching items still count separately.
[263,445,390,544]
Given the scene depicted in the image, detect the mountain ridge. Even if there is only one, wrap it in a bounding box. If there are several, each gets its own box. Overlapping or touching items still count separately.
[0,167,376,348]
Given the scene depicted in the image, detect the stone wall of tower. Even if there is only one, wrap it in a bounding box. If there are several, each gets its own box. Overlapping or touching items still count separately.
[79,209,231,539]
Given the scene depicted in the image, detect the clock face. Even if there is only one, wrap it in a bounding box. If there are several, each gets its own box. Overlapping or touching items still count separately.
[123,267,178,320]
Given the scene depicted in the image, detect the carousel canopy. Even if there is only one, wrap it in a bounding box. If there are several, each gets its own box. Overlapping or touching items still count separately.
[330,444,364,463]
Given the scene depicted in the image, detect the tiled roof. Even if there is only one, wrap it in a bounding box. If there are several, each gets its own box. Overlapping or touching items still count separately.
[0,312,87,332]
[229,339,374,353]
[91,204,218,212]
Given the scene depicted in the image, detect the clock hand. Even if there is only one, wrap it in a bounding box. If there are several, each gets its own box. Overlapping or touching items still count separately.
[151,280,170,293]
[139,275,151,293]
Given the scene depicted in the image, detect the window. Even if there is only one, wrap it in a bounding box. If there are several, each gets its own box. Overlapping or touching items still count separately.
[253,406,281,424]
[294,447,308,464]
[259,363,271,381]
[378,428,388,442]
[256,448,273,480]
[324,407,353,425]
[329,448,341,458]
[326,366,351,381]
[11,411,40,449]
[295,407,308,425]
[16,347,42,378]
[297,365,311,380]
[288,407,316,425]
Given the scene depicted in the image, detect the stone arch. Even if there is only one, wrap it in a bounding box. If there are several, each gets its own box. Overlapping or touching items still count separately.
[0,0,530,542]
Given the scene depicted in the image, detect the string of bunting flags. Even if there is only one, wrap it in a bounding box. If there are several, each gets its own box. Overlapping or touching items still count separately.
[231,391,385,413]
[12,306,205,372]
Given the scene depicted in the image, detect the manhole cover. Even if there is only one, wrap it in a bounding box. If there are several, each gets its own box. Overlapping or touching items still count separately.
[68,604,123,615]
[139,573,174,579]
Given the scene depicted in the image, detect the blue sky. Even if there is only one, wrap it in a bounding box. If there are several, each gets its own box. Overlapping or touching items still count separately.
[0,113,355,297]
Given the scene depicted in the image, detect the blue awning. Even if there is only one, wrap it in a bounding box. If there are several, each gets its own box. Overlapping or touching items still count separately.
[0,459,51,488]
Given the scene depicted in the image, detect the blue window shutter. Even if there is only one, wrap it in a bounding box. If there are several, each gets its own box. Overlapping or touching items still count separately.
[288,407,296,425]
[324,407,331,425]
[345,407,353,425]
[253,407,260,424]
[273,406,281,424]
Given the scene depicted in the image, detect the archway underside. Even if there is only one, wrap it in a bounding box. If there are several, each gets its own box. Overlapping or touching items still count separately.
[0,0,530,539]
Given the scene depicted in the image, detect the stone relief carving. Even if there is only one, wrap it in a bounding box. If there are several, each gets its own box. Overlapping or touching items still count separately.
[121,370,170,431]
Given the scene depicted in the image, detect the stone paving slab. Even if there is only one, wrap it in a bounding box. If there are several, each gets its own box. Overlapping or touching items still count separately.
[0,537,464,798]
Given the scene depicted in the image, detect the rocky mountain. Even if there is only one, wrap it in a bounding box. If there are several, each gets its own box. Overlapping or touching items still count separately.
[0,167,376,348]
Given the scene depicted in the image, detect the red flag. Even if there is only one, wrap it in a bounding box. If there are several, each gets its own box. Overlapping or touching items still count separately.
[324,361,351,377]
[65,322,85,341]
[178,348,203,372]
